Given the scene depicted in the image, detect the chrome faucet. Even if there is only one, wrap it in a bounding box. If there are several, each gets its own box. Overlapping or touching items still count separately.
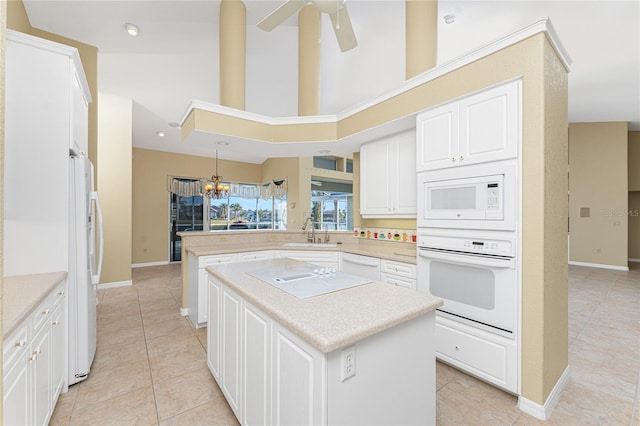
[302,217,315,243]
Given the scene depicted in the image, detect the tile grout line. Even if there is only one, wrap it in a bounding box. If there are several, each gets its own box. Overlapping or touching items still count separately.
[136,284,162,425]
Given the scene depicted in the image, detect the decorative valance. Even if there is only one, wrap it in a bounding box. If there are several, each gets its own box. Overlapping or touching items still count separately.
[168,177,287,200]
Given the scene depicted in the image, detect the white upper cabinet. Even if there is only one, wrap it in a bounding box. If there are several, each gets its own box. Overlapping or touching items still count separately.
[417,79,520,172]
[360,130,417,218]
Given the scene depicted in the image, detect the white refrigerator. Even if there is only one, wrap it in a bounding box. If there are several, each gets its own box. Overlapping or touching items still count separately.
[68,155,103,385]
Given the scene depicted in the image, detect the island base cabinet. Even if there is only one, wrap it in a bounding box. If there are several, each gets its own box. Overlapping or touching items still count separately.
[208,271,437,426]
[326,314,435,426]
[272,324,326,426]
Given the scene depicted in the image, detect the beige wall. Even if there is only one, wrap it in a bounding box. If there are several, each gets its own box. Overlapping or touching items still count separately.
[1,1,7,413]
[629,131,640,191]
[629,131,640,259]
[630,192,640,260]
[97,94,133,284]
[569,122,629,268]
[132,148,263,264]
[261,157,305,228]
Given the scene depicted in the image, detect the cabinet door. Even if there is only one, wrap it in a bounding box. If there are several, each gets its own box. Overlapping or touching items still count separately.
[197,254,237,325]
[393,131,417,215]
[360,139,392,215]
[416,102,459,171]
[221,286,242,421]
[272,323,325,426]
[207,276,222,381]
[3,347,30,426]
[458,80,519,166]
[50,305,66,402]
[31,325,52,426]
[243,301,271,426]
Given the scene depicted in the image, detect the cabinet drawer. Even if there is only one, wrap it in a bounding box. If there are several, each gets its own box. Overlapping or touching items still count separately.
[3,325,29,370]
[435,317,517,392]
[51,281,66,309]
[31,297,53,333]
[380,273,415,290]
[276,250,339,263]
[380,259,416,279]
[199,253,237,267]
[237,250,273,263]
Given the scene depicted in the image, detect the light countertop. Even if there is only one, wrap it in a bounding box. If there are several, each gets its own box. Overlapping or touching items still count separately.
[3,271,67,337]
[207,258,442,353]
[188,241,418,264]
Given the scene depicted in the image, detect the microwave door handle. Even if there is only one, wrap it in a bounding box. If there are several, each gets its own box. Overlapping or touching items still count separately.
[418,249,514,269]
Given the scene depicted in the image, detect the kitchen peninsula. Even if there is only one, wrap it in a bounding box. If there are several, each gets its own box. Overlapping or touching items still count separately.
[206,257,442,425]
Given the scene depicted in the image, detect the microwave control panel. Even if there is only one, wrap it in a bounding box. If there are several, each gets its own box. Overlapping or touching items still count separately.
[486,183,500,209]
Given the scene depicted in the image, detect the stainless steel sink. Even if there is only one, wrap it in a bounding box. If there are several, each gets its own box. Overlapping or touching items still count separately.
[282,243,338,248]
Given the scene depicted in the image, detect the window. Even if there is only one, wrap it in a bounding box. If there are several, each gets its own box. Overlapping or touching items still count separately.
[311,190,351,231]
[208,182,287,230]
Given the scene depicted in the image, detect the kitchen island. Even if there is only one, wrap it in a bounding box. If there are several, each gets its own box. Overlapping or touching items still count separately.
[206,258,442,425]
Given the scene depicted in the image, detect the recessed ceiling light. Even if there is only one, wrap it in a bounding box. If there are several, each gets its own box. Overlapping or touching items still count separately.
[217,141,230,146]
[123,23,140,36]
[318,150,331,154]
[156,131,165,137]
[444,15,455,24]
[168,121,180,128]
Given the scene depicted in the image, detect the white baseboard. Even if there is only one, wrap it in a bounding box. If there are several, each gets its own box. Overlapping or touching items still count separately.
[629,258,640,263]
[131,261,170,268]
[518,365,571,420]
[180,307,189,317]
[97,280,133,290]
[568,261,629,271]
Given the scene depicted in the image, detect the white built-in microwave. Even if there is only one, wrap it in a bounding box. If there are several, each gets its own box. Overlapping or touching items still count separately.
[417,164,517,231]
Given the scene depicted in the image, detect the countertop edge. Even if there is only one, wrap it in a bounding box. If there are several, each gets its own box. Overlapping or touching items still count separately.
[207,260,442,353]
[188,242,417,264]
[3,271,67,338]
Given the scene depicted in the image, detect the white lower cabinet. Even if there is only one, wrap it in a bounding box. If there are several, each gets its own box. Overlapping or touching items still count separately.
[243,301,271,426]
[237,250,274,263]
[275,250,339,269]
[208,275,325,425]
[380,259,416,289]
[188,252,238,328]
[207,272,435,425]
[221,285,242,419]
[435,315,518,393]
[3,280,67,426]
[271,323,325,426]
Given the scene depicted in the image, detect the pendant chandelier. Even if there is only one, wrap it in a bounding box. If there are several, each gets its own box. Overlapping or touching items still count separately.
[203,150,229,199]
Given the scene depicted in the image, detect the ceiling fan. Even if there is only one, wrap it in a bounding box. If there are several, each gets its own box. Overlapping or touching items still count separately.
[257,0,358,52]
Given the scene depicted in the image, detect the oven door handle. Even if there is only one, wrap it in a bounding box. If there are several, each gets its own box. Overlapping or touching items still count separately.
[418,249,514,269]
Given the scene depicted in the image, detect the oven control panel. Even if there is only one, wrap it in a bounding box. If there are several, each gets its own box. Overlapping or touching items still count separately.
[418,233,515,257]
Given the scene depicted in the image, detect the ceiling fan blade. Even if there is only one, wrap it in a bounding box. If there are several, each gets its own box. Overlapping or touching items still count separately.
[329,4,357,52]
[257,0,308,31]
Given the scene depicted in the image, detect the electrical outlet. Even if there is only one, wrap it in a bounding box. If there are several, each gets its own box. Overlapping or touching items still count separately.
[341,346,356,381]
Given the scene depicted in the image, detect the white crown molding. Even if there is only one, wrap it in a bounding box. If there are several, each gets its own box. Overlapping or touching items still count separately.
[180,18,570,130]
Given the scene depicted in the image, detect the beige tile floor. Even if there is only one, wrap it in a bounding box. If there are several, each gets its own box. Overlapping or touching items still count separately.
[49,262,639,425]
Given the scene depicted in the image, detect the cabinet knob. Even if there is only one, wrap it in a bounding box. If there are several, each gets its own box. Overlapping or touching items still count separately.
[57,291,65,296]
[29,354,38,362]
[52,320,60,326]
[42,309,50,316]
[14,339,26,348]
[451,157,456,162]
[455,345,461,351]
[459,155,464,161]
[32,349,41,356]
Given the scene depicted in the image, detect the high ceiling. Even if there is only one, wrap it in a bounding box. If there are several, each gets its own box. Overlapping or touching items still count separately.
[22,0,640,163]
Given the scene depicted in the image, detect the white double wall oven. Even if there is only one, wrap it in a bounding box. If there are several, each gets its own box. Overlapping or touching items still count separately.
[415,78,522,393]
